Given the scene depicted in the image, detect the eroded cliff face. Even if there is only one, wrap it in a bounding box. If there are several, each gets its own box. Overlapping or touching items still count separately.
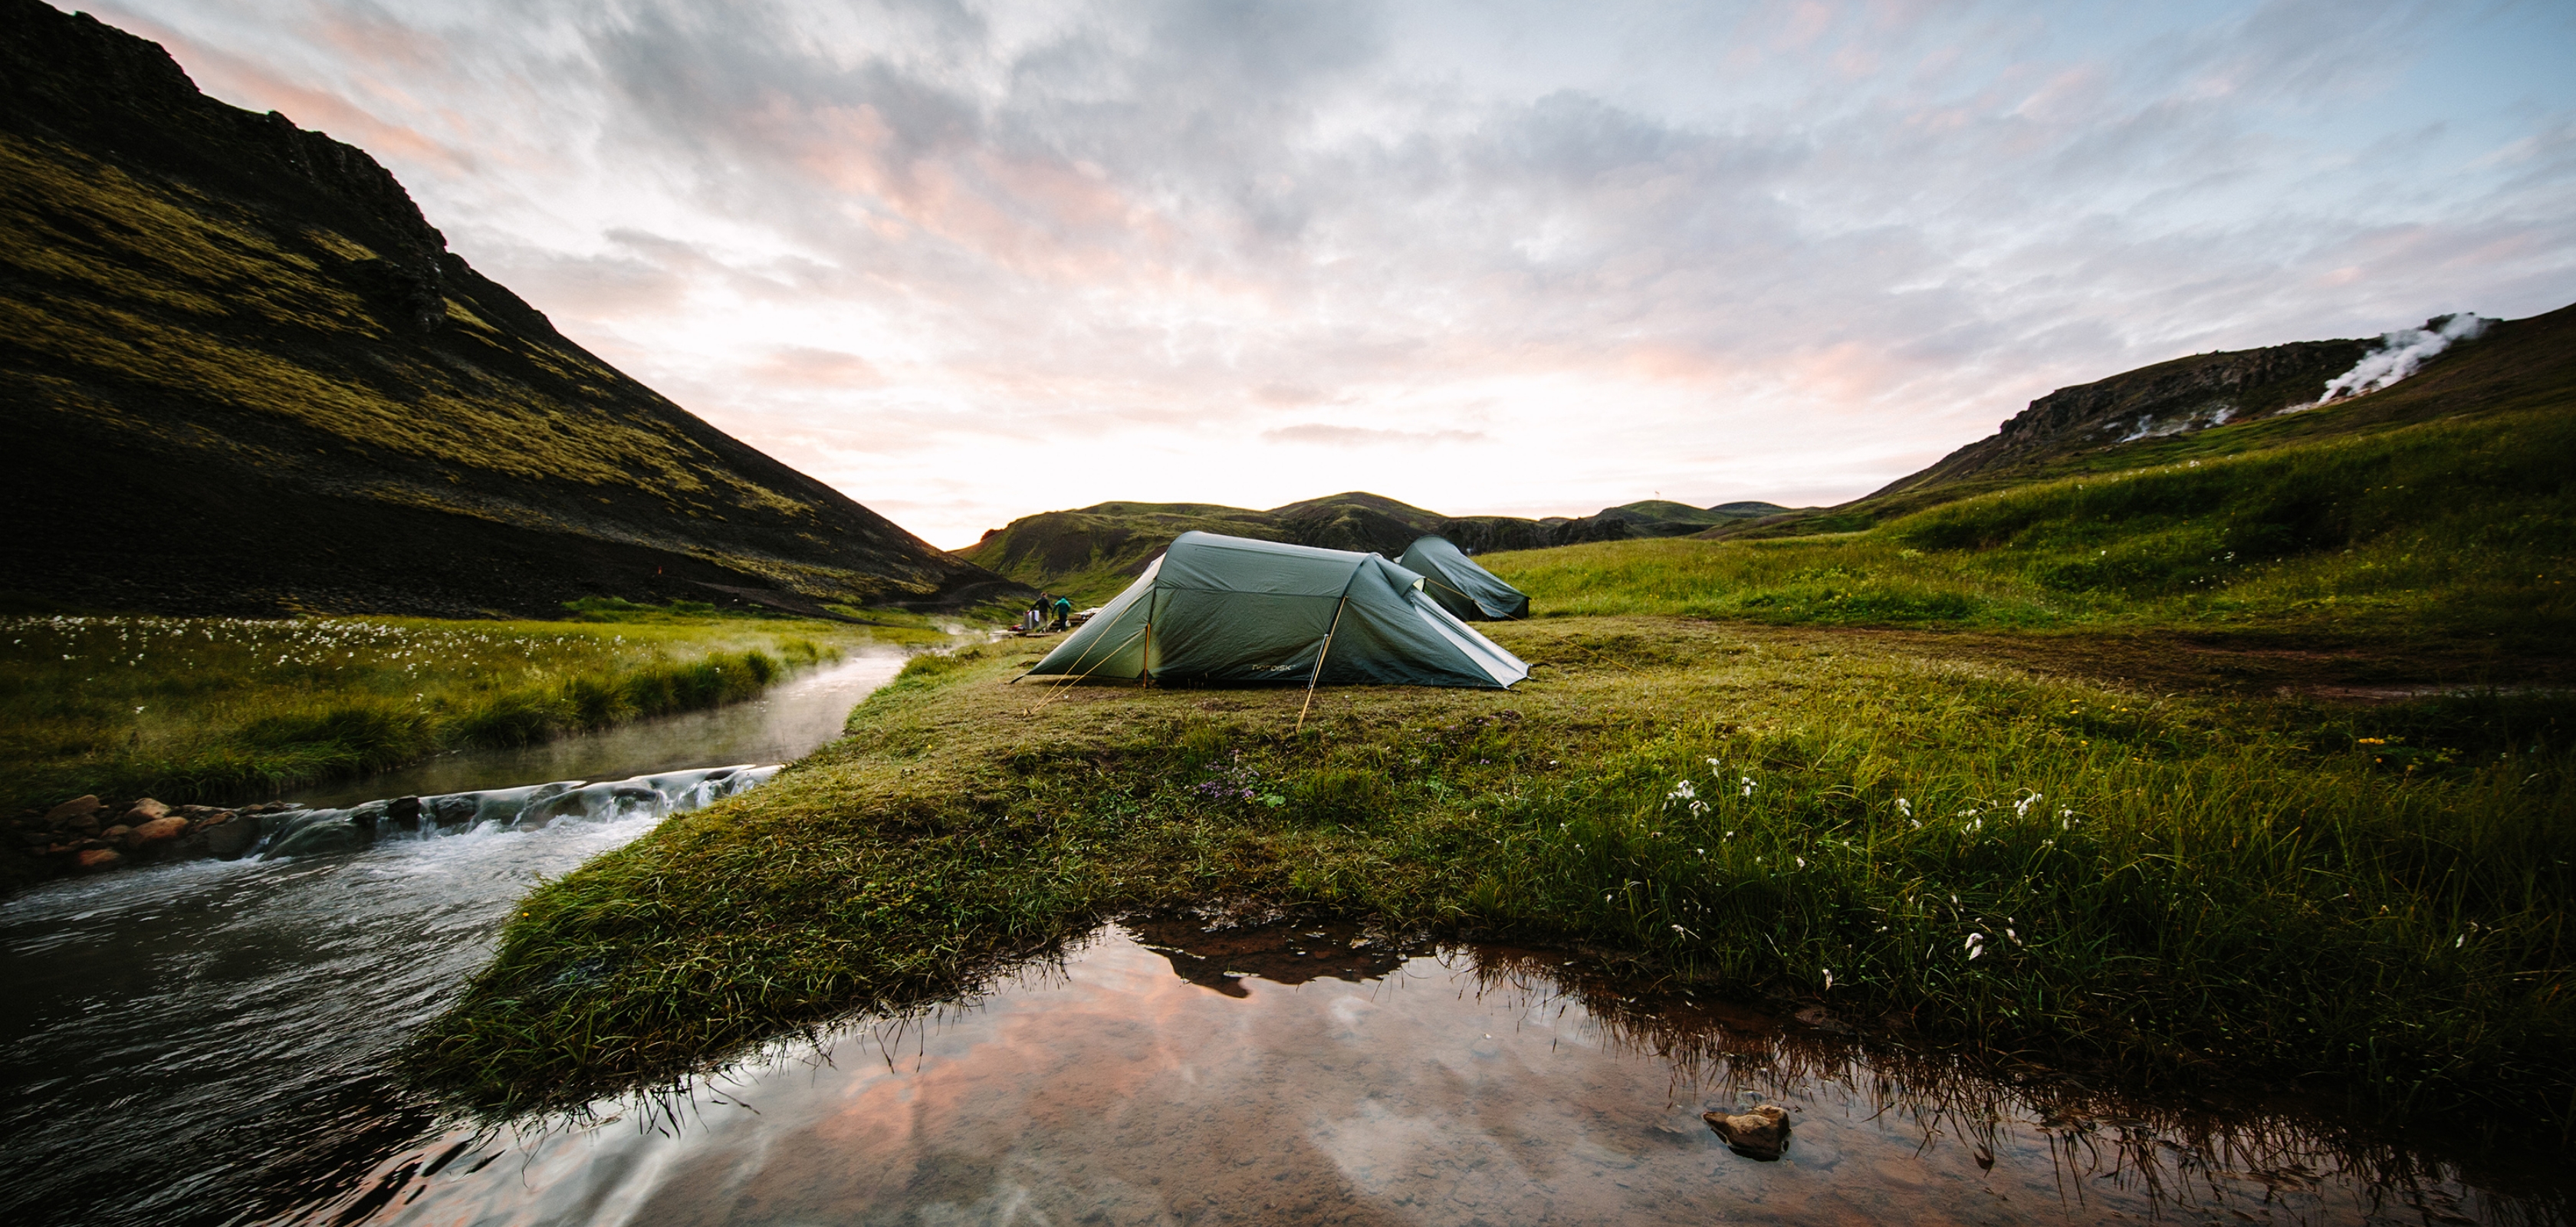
[0,0,1020,617]
[1877,338,2372,497]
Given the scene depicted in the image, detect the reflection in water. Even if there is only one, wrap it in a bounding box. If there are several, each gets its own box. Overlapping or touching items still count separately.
[335,923,2567,1226]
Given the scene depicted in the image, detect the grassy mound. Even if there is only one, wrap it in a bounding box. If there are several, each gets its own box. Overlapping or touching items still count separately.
[407,620,2573,1133]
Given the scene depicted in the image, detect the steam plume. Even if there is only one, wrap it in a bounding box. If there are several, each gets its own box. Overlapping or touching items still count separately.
[2312,313,2494,404]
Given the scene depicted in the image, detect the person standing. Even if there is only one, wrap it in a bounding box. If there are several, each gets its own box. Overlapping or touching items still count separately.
[1052,594,1073,632]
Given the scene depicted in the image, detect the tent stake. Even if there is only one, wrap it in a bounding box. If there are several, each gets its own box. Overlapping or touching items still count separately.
[1296,596,1349,735]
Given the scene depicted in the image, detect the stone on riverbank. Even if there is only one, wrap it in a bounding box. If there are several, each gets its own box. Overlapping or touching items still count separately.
[74,847,122,873]
[127,816,189,852]
[47,795,102,825]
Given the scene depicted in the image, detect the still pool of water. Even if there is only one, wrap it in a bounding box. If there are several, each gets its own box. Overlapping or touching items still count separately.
[331,920,2563,1227]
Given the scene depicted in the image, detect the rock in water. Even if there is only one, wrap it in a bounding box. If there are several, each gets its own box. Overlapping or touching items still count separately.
[73,847,122,873]
[262,813,369,860]
[200,814,260,861]
[1704,1104,1792,1160]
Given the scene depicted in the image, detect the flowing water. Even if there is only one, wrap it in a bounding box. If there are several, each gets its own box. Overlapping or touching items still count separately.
[0,650,909,1227]
[2,644,2565,1226]
[290,649,915,808]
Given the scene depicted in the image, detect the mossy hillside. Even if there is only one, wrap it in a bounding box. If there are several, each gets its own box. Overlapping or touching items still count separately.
[409,618,2572,1133]
[0,611,934,817]
[0,133,764,505]
[1717,304,2576,541]
[1484,406,2575,651]
[0,4,1010,617]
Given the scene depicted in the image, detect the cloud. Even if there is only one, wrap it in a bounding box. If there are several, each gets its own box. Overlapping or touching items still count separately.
[753,345,886,387]
[1260,423,1488,447]
[91,0,2576,547]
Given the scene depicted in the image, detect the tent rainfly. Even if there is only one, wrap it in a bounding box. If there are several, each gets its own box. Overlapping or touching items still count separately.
[1020,531,1529,689]
[1398,535,1532,621]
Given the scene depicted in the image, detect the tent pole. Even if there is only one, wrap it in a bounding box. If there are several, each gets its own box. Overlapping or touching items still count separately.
[1296,595,1349,735]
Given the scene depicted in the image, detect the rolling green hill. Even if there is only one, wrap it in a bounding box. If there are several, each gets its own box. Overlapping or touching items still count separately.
[0,1,1019,619]
[1485,302,2576,665]
[961,492,1799,602]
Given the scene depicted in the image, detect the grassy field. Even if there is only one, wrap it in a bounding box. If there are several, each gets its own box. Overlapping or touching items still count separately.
[0,607,934,816]
[407,618,2574,1137]
[1484,406,2574,653]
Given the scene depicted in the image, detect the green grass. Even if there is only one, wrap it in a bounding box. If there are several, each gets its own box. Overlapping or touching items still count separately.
[0,611,925,814]
[1486,407,2575,651]
[406,618,2574,1137]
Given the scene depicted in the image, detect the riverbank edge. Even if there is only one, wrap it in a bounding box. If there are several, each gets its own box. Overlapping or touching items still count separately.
[0,629,935,892]
[403,616,2575,1143]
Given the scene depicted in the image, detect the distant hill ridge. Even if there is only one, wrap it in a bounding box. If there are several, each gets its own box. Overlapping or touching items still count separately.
[961,493,1793,600]
[0,0,1018,618]
[1710,304,2574,540]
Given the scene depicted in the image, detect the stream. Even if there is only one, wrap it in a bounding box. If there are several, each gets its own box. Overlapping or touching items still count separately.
[1,644,2566,1225]
[0,650,910,1227]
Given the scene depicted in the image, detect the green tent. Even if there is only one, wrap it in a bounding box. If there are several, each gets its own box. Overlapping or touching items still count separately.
[1398,535,1532,620]
[1022,531,1529,689]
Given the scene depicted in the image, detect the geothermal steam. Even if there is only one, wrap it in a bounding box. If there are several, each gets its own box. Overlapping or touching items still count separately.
[2312,313,2494,404]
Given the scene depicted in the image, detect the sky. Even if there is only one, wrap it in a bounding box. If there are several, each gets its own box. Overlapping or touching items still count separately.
[87,0,2576,548]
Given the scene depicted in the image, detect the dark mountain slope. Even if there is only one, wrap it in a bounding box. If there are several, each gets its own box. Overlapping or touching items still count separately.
[1708,304,2574,540]
[0,1,1016,617]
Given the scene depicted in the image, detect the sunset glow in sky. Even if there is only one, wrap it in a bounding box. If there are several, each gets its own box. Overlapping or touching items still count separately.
[90,0,2576,548]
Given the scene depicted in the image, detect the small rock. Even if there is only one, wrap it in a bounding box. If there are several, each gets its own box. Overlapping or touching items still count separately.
[1791,1005,1855,1035]
[201,813,260,861]
[102,824,133,843]
[74,847,123,873]
[1704,1104,1792,1160]
[125,798,171,823]
[45,795,102,825]
[128,816,189,849]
